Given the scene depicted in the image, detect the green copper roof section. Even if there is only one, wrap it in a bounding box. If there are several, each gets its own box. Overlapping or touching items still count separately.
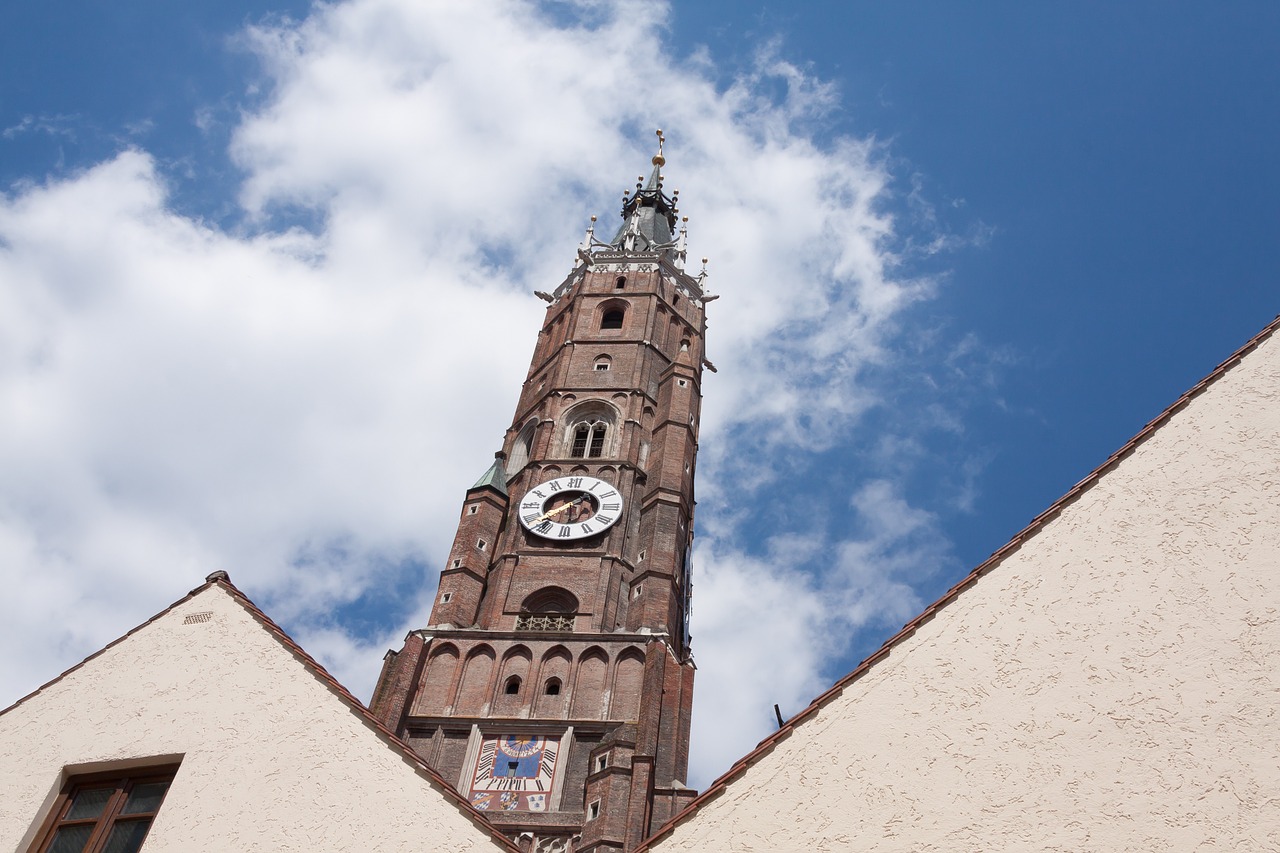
[470,456,508,496]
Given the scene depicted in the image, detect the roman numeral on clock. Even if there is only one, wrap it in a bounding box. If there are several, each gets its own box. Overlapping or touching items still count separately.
[519,478,622,540]
[477,743,497,778]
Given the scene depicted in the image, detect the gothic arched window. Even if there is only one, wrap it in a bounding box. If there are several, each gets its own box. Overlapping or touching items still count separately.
[601,309,625,330]
[571,420,608,458]
[507,419,537,477]
[561,400,619,460]
[516,587,579,632]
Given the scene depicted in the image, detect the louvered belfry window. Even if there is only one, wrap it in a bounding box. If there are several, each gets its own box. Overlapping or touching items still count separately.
[571,420,607,458]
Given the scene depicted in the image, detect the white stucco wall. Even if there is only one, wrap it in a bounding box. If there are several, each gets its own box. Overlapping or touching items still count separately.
[0,583,510,852]
[652,330,1280,851]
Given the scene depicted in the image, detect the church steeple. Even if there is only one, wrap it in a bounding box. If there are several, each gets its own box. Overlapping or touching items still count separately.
[611,130,682,256]
[372,135,707,852]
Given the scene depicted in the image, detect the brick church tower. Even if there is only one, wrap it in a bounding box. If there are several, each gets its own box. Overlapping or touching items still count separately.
[371,133,711,853]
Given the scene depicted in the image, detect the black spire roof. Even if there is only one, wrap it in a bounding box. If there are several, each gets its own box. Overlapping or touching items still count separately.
[609,130,680,253]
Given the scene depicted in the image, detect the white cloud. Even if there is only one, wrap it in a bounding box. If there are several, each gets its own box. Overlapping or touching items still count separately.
[2,114,79,141]
[0,0,961,789]
[0,148,531,697]
[689,478,949,783]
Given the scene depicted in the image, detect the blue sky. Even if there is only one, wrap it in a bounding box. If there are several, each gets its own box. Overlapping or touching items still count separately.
[2,1,1277,788]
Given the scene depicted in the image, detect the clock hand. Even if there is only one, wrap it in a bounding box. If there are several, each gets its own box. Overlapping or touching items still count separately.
[532,496,586,524]
[534,504,569,523]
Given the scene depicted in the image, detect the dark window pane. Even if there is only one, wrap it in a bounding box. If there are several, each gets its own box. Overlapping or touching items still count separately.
[47,825,94,853]
[589,425,605,457]
[121,782,169,815]
[101,819,152,853]
[66,788,113,820]
[571,425,589,457]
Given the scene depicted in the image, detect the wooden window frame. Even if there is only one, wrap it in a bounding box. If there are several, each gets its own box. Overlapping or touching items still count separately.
[29,764,179,853]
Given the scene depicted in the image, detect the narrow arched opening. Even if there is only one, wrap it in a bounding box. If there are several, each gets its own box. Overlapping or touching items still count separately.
[572,420,608,458]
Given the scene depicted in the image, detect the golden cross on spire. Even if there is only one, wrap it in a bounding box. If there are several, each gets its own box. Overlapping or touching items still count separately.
[652,128,666,167]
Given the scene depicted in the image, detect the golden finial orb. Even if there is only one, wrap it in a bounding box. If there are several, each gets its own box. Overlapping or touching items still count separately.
[652,128,666,167]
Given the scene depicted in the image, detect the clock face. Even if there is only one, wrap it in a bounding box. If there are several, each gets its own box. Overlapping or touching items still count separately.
[518,476,623,540]
[469,735,560,812]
